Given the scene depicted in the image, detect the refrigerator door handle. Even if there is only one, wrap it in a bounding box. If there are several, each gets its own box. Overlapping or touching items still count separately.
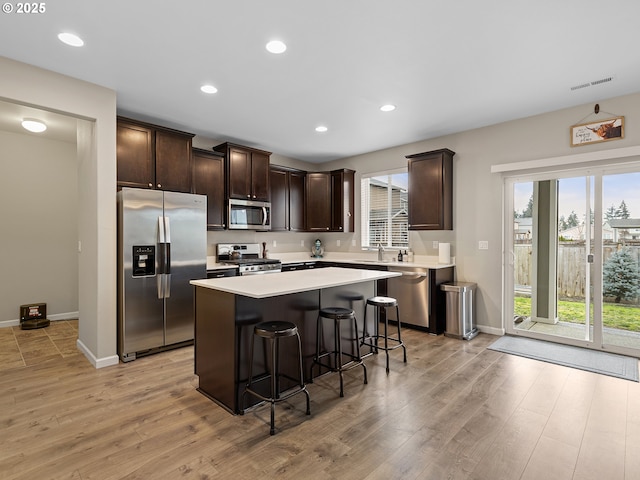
[164,216,171,244]
[158,216,166,243]
[165,273,171,298]
[157,273,165,299]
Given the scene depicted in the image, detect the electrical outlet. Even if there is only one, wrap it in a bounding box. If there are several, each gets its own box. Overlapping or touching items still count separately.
[78,240,82,253]
[273,240,277,247]
[432,241,439,249]
[479,240,489,250]
[337,239,341,247]
[301,240,305,247]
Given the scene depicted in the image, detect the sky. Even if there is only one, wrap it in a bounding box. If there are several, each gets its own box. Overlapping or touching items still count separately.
[514,172,640,220]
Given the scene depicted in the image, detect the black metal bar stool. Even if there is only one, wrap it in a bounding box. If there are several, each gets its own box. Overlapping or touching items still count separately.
[361,296,407,374]
[311,307,367,397]
[241,321,310,435]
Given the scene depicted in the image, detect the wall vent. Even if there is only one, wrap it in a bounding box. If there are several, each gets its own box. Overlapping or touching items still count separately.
[571,75,614,91]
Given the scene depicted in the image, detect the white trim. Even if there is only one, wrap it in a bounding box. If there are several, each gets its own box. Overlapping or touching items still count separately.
[0,311,79,329]
[491,145,640,174]
[76,338,119,369]
[478,325,505,336]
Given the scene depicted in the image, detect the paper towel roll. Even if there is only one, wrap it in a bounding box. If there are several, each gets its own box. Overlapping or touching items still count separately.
[438,243,451,264]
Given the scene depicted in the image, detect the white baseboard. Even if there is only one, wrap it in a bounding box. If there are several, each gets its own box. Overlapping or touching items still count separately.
[0,311,79,329]
[76,338,119,369]
[477,325,505,336]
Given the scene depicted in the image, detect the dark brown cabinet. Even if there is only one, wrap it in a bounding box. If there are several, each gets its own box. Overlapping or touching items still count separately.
[116,117,194,192]
[331,169,355,232]
[214,143,271,201]
[406,148,454,230]
[305,172,331,231]
[270,166,306,231]
[305,169,355,232]
[192,148,226,230]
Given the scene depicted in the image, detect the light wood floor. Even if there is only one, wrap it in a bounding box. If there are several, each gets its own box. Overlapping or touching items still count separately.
[2,327,640,479]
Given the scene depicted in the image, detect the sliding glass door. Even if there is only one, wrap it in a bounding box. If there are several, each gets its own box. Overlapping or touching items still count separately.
[506,167,640,356]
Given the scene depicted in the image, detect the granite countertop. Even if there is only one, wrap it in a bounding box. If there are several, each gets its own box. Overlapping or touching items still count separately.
[191,267,401,299]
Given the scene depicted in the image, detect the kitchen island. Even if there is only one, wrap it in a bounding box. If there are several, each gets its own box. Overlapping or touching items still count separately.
[190,267,400,413]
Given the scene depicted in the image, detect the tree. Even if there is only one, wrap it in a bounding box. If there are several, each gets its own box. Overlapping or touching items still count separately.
[520,194,533,218]
[616,200,631,219]
[566,211,579,228]
[603,248,640,303]
[605,204,618,222]
[558,215,568,231]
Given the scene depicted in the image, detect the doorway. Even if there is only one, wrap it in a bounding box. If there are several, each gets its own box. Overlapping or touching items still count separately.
[505,166,640,357]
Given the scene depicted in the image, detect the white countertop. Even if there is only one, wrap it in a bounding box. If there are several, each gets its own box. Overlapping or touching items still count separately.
[191,266,401,299]
[207,252,455,271]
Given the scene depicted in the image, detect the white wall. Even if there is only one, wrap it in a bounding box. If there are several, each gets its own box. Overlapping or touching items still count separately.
[0,131,78,323]
[0,56,117,367]
[322,92,640,334]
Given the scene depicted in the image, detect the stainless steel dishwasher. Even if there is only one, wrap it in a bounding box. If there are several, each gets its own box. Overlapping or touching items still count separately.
[385,265,453,334]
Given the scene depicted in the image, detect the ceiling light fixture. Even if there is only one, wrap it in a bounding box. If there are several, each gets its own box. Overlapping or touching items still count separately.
[200,84,218,94]
[58,32,84,47]
[22,119,47,133]
[380,104,396,112]
[315,126,328,133]
[266,40,287,54]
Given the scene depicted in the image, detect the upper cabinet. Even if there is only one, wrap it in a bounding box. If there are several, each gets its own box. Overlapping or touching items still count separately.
[305,169,355,232]
[305,172,332,231]
[116,117,194,192]
[406,148,454,230]
[270,166,306,232]
[192,148,226,230]
[214,143,271,201]
[330,169,355,232]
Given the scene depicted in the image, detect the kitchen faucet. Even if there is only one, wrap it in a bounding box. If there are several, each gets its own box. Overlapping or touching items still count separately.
[377,243,385,261]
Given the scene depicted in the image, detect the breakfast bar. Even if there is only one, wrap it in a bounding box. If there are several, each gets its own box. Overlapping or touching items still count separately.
[190,267,400,413]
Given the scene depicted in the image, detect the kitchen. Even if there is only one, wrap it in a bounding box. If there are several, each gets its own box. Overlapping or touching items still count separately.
[3,2,640,477]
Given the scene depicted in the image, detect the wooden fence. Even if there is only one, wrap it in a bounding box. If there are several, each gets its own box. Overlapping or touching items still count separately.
[514,242,640,304]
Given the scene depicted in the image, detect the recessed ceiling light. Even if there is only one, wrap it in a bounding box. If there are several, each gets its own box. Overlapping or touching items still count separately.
[58,32,84,47]
[266,40,287,54]
[315,126,328,133]
[200,84,218,94]
[22,119,47,133]
[380,104,396,112]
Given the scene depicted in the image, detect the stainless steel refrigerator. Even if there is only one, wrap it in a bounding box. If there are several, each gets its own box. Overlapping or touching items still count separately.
[117,187,207,362]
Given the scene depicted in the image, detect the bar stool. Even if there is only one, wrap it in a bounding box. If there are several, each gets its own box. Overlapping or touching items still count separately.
[311,307,367,397]
[241,321,310,435]
[361,296,407,374]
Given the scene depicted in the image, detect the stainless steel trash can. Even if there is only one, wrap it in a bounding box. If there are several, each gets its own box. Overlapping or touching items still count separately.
[441,282,477,340]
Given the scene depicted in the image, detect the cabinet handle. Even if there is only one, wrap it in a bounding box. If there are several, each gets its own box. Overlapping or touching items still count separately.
[157,183,162,188]
[348,212,352,217]
[148,183,153,188]
[247,194,251,198]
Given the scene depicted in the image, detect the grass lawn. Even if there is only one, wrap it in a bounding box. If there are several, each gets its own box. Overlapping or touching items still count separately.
[514,296,640,332]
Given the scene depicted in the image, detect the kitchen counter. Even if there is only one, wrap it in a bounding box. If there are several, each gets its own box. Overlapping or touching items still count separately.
[192,266,396,413]
[206,252,454,272]
[191,267,400,298]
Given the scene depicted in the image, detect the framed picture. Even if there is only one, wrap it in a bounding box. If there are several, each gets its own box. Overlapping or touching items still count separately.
[571,116,624,146]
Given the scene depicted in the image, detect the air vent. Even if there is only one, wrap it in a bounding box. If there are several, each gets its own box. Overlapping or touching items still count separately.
[570,75,614,91]
[570,83,590,91]
[591,76,613,86]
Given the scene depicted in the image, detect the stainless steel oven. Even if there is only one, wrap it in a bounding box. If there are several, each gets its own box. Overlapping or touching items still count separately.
[228,199,271,231]
[217,243,281,275]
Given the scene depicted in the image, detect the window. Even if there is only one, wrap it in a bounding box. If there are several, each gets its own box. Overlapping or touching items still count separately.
[361,169,408,249]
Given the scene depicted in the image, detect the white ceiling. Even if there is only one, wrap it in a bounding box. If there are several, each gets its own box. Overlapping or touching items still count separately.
[1,1,640,162]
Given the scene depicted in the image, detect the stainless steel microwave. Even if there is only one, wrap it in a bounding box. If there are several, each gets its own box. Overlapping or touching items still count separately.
[228,199,271,230]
